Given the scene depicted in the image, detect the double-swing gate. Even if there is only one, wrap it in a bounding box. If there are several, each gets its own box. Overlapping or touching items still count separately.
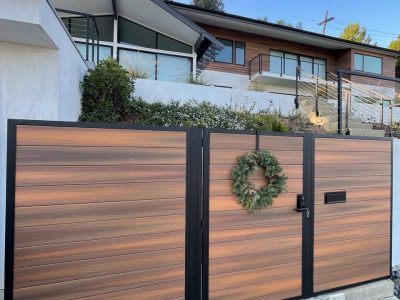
[5,120,392,300]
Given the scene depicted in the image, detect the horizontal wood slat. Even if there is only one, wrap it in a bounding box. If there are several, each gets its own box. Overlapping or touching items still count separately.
[316,138,391,152]
[15,215,185,247]
[315,151,391,164]
[15,248,184,289]
[210,221,300,244]
[211,149,303,165]
[315,175,390,190]
[14,263,185,300]
[15,181,185,207]
[314,199,390,218]
[16,125,186,147]
[15,230,184,269]
[16,165,186,186]
[17,146,186,166]
[209,248,301,276]
[210,208,300,228]
[315,163,391,177]
[13,125,187,300]
[209,275,301,300]
[77,281,184,300]
[15,198,185,227]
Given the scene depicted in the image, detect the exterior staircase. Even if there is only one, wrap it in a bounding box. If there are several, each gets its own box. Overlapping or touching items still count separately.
[299,96,386,137]
[296,69,391,137]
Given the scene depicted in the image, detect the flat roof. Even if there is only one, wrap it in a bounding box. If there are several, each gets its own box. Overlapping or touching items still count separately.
[167,1,400,57]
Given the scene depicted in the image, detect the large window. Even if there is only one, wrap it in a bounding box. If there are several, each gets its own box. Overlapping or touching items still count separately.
[354,53,382,75]
[76,42,112,61]
[118,17,192,54]
[118,48,192,82]
[270,50,327,79]
[62,16,114,42]
[215,38,245,65]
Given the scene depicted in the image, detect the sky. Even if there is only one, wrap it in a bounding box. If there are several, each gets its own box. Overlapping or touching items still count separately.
[173,0,400,48]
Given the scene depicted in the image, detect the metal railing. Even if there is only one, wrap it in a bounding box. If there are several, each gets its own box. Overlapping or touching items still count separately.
[57,9,100,63]
[296,67,397,135]
[249,54,298,79]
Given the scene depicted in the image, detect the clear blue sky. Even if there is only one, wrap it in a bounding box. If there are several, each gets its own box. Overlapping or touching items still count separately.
[174,0,400,47]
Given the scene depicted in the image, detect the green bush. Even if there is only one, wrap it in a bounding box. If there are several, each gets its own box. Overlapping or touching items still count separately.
[79,58,291,133]
[255,114,289,132]
[80,58,134,122]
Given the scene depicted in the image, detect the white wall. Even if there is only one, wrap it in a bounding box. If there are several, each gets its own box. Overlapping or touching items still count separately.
[0,0,87,290]
[134,79,297,116]
[393,139,400,268]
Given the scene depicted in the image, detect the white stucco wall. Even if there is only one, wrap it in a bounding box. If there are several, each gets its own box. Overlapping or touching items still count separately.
[0,0,87,290]
[134,79,297,116]
[393,139,400,268]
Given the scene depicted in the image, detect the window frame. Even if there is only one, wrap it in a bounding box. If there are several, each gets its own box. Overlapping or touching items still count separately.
[117,16,193,54]
[214,38,246,65]
[353,53,383,75]
[234,41,246,66]
[117,46,193,81]
[214,38,234,64]
[269,49,328,79]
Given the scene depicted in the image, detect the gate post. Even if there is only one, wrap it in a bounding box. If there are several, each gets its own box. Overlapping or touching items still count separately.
[302,133,315,298]
[186,128,203,300]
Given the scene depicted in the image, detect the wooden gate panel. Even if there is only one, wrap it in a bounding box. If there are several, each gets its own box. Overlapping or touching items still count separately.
[207,133,303,299]
[11,125,187,300]
[314,138,391,293]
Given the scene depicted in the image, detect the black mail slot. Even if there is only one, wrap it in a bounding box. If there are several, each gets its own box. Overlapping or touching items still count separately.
[325,191,346,204]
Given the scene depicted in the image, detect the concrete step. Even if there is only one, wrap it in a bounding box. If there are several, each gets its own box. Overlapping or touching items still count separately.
[349,128,386,137]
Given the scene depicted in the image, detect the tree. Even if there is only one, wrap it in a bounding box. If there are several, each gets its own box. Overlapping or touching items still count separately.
[191,0,224,11]
[275,19,303,29]
[340,23,372,44]
[257,16,268,22]
[388,35,400,78]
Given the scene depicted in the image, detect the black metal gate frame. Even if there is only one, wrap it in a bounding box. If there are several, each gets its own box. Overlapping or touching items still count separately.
[4,120,393,300]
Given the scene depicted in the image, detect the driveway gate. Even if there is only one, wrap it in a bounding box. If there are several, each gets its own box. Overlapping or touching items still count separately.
[5,121,392,300]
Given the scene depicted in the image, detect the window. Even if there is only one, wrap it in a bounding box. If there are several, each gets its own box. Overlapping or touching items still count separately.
[284,53,297,76]
[62,16,114,42]
[300,56,313,74]
[354,53,382,74]
[235,42,245,65]
[269,50,327,79]
[76,42,112,61]
[270,50,283,74]
[157,54,192,82]
[118,48,192,82]
[215,39,246,65]
[118,17,192,54]
[215,39,233,63]
[313,58,326,78]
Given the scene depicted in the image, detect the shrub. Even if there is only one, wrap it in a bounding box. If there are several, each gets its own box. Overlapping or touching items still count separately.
[80,58,135,122]
[255,114,289,132]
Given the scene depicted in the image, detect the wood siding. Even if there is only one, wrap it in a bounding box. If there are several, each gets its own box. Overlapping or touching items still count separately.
[200,23,338,75]
[12,125,187,300]
[208,133,303,299]
[313,138,391,292]
[198,24,396,88]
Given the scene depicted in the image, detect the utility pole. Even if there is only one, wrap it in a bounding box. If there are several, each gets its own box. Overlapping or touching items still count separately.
[319,10,335,35]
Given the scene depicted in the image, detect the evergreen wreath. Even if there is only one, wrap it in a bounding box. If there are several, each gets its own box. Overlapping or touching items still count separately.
[232,150,287,212]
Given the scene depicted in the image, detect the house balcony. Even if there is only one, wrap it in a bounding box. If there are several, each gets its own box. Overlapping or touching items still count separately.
[249,53,327,92]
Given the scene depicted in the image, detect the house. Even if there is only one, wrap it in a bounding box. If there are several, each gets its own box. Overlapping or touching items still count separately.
[52,0,399,96]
